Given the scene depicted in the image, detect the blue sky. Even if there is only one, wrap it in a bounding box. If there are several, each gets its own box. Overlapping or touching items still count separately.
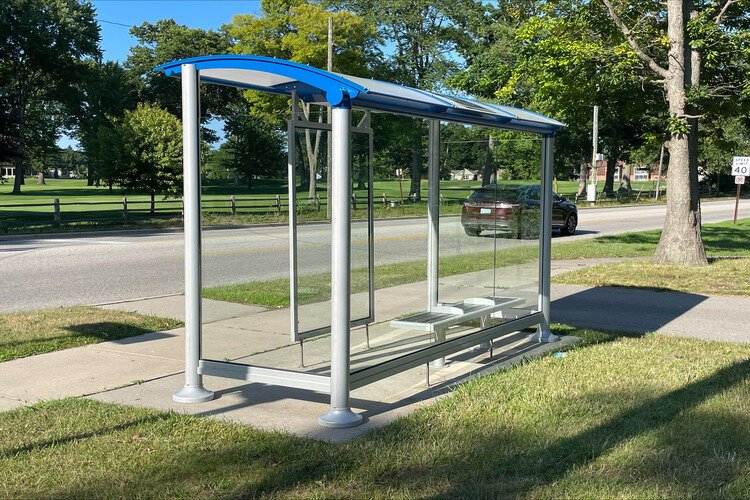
[93,0,261,62]
[61,1,262,147]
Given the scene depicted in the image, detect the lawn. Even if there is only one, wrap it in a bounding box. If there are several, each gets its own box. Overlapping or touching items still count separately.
[552,218,750,295]
[205,218,750,308]
[1,330,749,497]
[0,306,183,362]
[0,177,665,234]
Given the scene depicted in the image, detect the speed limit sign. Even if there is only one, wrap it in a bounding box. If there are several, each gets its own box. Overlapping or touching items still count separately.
[732,156,750,176]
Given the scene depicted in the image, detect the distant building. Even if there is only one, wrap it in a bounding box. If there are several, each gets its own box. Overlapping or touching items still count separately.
[449,168,481,181]
[1,164,16,178]
[585,159,662,182]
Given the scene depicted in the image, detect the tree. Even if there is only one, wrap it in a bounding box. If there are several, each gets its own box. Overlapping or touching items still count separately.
[77,61,137,185]
[117,104,183,212]
[221,110,286,189]
[226,0,379,199]
[598,0,750,264]
[0,0,100,194]
[125,19,240,134]
[338,0,481,199]
[453,1,664,195]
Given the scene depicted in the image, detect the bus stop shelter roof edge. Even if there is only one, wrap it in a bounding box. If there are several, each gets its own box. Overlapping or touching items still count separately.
[154,54,566,134]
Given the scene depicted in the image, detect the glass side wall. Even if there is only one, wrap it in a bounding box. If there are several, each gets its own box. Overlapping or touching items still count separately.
[434,130,541,345]
[199,110,293,367]
[292,127,373,338]
[349,123,542,373]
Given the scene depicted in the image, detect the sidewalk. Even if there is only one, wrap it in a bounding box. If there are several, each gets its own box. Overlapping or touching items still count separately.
[2,257,747,440]
[0,279,577,441]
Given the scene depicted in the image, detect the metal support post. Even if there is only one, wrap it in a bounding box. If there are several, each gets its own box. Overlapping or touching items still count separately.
[319,99,362,428]
[427,120,446,367]
[173,64,214,404]
[530,134,559,343]
[288,92,300,342]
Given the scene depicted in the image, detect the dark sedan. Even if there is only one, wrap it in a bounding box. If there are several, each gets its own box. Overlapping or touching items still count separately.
[460,184,578,237]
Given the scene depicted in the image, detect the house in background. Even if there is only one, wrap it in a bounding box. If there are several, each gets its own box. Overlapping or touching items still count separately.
[449,168,481,181]
[1,164,16,178]
[588,159,662,183]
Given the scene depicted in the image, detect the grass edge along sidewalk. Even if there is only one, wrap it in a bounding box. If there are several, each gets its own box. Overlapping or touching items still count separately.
[0,306,183,363]
[204,218,750,308]
[1,329,749,497]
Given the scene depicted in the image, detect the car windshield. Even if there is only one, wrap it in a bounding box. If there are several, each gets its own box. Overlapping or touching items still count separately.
[468,186,520,203]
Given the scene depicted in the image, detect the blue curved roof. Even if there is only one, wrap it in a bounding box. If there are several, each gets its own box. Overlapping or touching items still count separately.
[155,55,565,134]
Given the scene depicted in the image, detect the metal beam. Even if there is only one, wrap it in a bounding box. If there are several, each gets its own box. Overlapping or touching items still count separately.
[318,99,363,428]
[200,360,330,393]
[427,120,440,311]
[530,134,559,343]
[173,64,214,404]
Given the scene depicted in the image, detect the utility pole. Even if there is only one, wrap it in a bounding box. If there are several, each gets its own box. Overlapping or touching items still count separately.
[587,104,599,203]
[326,16,333,219]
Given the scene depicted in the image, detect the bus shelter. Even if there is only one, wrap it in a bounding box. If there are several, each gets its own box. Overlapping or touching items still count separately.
[156,55,565,429]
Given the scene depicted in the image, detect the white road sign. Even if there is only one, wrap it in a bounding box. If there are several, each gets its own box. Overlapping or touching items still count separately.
[736,176,746,185]
[732,156,750,176]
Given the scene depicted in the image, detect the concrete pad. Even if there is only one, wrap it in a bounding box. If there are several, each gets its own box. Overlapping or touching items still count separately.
[87,330,184,361]
[90,335,579,442]
[101,295,267,324]
[0,343,183,405]
[0,395,24,412]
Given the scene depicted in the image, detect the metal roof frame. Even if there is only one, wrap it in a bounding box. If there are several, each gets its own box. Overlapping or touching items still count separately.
[154,55,565,134]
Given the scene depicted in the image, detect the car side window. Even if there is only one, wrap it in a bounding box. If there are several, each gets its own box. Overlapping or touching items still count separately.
[527,187,540,201]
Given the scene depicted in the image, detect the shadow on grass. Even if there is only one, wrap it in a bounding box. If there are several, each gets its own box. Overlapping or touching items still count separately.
[435,357,750,497]
[49,356,750,498]
[0,323,170,361]
[0,412,173,458]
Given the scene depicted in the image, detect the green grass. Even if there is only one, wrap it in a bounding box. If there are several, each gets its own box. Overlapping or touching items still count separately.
[554,258,750,296]
[551,218,750,296]
[0,178,666,234]
[204,244,537,308]
[0,306,183,362]
[552,218,750,260]
[205,218,750,308]
[2,330,750,497]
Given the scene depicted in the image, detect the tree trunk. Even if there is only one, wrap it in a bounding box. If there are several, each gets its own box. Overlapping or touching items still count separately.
[653,0,707,265]
[575,162,588,200]
[150,192,155,215]
[37,171,45,185]
[481,135,494,186]
[409,118,422,201]
[603,157,617,195]
[619,163,632,193]
[247,175,252,190]
[87,164,95,186]
[11,109,25,195]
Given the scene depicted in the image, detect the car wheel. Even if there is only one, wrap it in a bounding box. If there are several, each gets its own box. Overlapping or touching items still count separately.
[464,227,481,237]
[561,214,577,235]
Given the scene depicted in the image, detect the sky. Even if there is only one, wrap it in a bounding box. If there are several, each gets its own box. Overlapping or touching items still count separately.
[93,0,261,62]
[60,0,263,148]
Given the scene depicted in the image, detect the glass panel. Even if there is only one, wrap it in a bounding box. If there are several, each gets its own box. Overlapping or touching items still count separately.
[293,127,373,338]
[349,124,542,374]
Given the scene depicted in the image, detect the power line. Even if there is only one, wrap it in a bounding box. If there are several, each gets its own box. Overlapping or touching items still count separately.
[97,18,135,29]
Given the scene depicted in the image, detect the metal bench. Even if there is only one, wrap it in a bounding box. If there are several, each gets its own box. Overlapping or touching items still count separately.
[390,296,526,367]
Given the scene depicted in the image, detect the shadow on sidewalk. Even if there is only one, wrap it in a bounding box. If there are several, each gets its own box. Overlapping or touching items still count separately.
[551,285,708,334]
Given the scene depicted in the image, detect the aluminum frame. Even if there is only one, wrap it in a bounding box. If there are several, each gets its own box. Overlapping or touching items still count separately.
[287,110,375,343]
[169,57,560,431]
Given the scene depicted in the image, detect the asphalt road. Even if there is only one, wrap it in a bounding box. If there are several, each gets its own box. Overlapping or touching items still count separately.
[1,198,748,313]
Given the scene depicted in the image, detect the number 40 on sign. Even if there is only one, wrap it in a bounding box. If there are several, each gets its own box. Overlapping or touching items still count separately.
[732,156,750,176]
